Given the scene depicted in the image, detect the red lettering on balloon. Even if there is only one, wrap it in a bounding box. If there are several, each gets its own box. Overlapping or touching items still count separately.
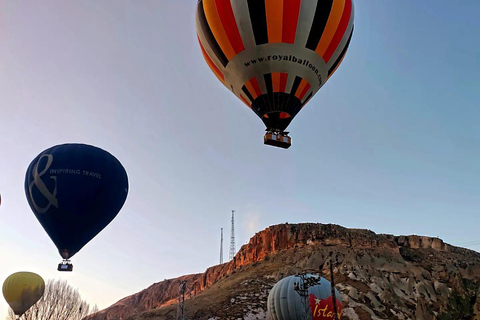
[308,294,342,320]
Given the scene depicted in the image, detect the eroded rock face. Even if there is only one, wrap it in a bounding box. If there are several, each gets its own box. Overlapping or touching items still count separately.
[83,274,203,320]
[84,223,480,320]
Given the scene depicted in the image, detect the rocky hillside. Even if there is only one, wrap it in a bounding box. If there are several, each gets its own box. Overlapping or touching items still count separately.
[84,223,480,320]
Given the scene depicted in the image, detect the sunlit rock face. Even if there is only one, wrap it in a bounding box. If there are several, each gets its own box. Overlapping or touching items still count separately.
[84,223,480,320]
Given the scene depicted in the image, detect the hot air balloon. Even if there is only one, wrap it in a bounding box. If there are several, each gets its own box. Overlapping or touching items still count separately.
[3,272,45,317]
[196,0,354,148]
[25,143,129,271]
[267,274,342,319]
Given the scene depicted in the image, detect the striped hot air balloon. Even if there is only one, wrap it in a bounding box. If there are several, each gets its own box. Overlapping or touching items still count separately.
[196,0,354,148]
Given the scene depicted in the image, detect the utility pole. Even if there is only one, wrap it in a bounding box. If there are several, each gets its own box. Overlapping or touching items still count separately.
[220,228,223,264]
[329,251,339,320]
[293,274,322,320]
[177,281,186,320]
[229,210,236,261]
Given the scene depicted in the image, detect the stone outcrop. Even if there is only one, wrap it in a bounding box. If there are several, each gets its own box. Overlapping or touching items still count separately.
[84,223,480,320]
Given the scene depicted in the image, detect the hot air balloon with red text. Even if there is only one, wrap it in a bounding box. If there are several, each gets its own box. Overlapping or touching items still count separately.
[267,274,342,319]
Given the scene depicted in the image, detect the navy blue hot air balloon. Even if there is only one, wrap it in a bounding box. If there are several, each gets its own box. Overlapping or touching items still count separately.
[25,144,128,271]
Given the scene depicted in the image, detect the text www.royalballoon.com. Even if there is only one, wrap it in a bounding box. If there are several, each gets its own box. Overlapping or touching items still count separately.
[243,54,322,86]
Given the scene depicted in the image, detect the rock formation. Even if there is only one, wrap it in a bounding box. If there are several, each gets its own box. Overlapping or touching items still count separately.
[84,223,480,320]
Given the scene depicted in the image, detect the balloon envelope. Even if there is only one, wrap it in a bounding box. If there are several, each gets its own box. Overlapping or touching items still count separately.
[25,143,129,259]
[267,274,342,320]
[3,272,45,316]
[196,0,354,132]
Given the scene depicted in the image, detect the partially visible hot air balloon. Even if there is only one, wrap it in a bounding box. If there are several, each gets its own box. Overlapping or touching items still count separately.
[25,143,129,271]
[3,272,45,317]
[267,274,342,319]
[196,0,354,148]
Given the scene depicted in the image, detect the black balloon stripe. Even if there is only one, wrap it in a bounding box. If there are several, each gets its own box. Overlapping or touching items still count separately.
[242,85,255,103]
[290,76,302,95]
[247,0,268,45]
[305,0,334,50]
[197,1,229,67]
[302,92,313,105]
[328,27,353,76]
[264,73,273,94]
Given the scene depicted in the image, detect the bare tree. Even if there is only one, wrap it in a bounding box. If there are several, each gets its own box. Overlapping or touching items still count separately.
[7,279,98,320]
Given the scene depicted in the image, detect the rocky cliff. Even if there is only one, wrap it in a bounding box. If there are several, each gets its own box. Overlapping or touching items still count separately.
[84,223,480,320]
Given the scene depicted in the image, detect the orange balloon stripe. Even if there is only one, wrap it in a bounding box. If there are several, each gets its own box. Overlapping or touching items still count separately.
[245,81,259,99]
[324,0,352,62]
[240,94,252,107]
[215,0,245,54]
[315,0,345,58]
[294,79,309,99]
[250,77,263,97]
[282,0,301,44]
[280,73,288,93]
[266,0,283,43]
[198,38,225,82]
[298,82,311,100]
[272,72,281,92]
[203,0,236,60]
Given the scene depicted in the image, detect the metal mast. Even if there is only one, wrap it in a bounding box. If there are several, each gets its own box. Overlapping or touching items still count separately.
[329,251,339,320]
[229,210,236,260]
[220,228,223,264]
[293,274,322,320]
[177,281,186,320]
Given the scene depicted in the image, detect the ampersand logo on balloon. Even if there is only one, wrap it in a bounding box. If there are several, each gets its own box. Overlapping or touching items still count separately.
[28,154,58,214]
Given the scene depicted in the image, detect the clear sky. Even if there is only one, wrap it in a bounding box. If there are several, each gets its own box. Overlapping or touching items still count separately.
[0,0,479,318]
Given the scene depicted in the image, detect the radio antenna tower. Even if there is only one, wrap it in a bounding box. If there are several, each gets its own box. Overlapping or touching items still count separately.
[220,228,223,264]
[229,210,236,260]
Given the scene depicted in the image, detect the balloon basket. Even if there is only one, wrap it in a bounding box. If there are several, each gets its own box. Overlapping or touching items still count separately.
[264,131,291,149]
[58,260,73,272]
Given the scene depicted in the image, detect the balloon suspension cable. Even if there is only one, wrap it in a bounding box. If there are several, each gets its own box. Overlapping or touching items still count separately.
[329,251,339,320]
[265,128,289,136]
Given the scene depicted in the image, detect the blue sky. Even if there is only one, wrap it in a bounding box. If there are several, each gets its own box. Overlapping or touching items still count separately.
[0,0,479,317]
